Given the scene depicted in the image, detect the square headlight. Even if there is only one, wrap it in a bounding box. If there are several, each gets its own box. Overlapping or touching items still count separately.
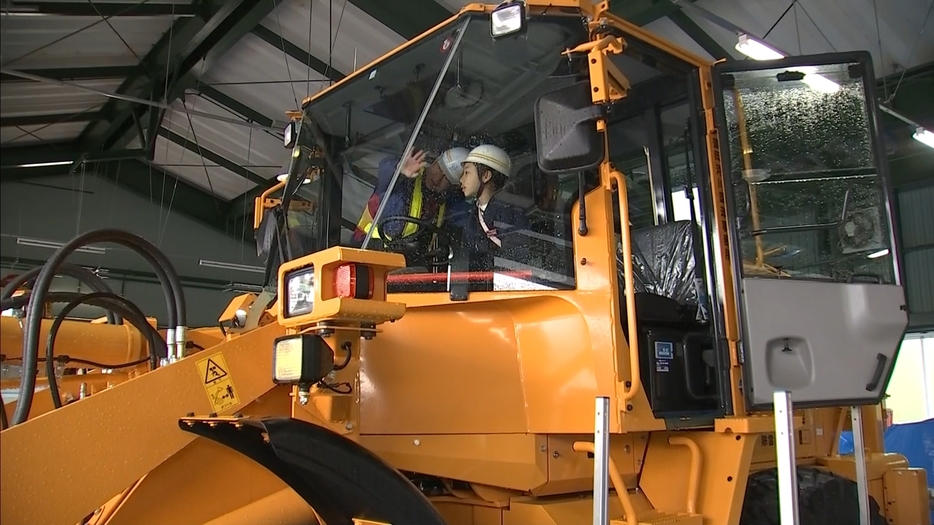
[491,1,525,38]
[286,266,315,317]
[272,334,333,384]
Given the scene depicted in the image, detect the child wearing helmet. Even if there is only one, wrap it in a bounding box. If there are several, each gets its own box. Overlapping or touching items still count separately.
[352,146,470,246]
[458,144,530,271]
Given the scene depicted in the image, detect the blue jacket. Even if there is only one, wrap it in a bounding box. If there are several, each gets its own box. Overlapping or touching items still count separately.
[462,197,530,271]
[355,156,469,241]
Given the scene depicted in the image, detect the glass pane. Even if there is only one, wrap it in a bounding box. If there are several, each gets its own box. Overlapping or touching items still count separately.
[303,11,592,294]
[607,116,653,230]
[720,61,895,283]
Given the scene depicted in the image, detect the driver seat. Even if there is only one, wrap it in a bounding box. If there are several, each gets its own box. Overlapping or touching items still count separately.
[618,220,720,416]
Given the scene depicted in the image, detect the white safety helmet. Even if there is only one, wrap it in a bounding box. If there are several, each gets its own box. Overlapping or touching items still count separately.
[463,144,511,178]
[438,147,470,184]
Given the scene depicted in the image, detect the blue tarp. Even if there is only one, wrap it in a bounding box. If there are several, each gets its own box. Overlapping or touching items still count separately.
[839,417,934,489]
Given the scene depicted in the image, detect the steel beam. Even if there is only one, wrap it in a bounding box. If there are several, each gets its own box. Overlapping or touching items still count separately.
[250,25,345,83]
[197,85,275,127]
[6,2,200,17]
[157,128,269,186]
[74,0,279,161]
[668,10,732,60]
[1,111,102,128]
[0,66,135,83]
[610,0,682,26]
[348,0,452,40]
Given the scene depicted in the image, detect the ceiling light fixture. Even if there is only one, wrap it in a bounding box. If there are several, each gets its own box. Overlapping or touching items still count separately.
[17,237,106,255]
[867,249,890,259]
[913,127,934,149]
[17,161,73,168]
[199,259,265,274]
[735,34,840,93]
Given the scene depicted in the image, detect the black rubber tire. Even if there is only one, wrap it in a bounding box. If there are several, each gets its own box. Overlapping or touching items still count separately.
[739,466,886,525]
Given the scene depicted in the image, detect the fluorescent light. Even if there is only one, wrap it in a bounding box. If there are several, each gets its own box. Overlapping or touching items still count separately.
[199,259,265,274]
[276,173,311,184]
[735,34,784,60]
[800,69,840,94]
[867,249,889,259]
[735,34,840,93]
[913,128,934,149]
[16,237,106,255]
[18,161,72,168]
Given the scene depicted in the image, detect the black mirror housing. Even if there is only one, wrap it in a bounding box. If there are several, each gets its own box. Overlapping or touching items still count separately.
[533,81,605,174]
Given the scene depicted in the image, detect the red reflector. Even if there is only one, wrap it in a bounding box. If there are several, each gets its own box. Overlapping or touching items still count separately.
[334,263,374,299]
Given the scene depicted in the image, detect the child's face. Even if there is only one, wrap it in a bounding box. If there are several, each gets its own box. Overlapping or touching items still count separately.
[459,163,482,198]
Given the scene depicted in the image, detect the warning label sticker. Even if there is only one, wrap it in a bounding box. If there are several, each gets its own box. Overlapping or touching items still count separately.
[195,352,239,413]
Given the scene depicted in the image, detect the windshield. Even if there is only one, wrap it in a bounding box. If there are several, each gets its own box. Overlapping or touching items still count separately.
[285,9,594,294]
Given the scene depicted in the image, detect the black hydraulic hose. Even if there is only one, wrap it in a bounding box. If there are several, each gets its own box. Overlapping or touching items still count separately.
[45,292,164,409]
[1,263,121,324]
[2,290,169,358]
[12,228,185,426]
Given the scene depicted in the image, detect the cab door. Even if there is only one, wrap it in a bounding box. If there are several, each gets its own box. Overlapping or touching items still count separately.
[710,51,908,409]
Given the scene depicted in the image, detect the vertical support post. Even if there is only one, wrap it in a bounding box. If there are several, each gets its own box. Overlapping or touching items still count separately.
[593,396,610,525]
[773,390,800,525]
[850,406,871,525]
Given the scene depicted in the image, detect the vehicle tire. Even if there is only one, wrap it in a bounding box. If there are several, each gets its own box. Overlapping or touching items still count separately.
[739,466,886,525]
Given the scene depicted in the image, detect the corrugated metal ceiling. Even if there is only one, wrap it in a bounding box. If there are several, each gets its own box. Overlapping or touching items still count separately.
[1,0,931,211]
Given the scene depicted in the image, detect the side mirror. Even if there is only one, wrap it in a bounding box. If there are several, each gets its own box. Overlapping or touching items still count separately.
[533,81,605,174]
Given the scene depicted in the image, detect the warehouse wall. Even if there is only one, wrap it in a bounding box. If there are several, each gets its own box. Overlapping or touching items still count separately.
[895,181,934,331]
[0,173,264,328]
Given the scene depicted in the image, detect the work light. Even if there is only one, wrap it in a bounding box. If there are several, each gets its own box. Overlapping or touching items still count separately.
[285,266,315,317]
[284,120,296,148]
[491,1,525,38]
[272,334,333,384]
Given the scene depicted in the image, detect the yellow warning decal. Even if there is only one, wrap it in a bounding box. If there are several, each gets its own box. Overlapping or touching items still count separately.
[195,352,240,413]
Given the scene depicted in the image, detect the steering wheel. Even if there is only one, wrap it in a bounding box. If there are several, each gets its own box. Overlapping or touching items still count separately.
[375,215,452,269]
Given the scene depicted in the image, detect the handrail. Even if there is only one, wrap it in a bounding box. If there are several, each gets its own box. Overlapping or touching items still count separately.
[573,441,637,525]
[608,169,641,408]
[668,436,702,513]
[253,180,286,230]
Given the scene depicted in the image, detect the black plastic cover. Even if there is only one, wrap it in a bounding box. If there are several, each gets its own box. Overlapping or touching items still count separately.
[619,220,698,304]
[534,80,606,174]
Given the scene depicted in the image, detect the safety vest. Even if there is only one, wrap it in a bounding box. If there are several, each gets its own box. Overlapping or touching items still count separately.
[356,172,446,240]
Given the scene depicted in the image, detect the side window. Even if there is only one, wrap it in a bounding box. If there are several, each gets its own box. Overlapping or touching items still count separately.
[607,116,655,231]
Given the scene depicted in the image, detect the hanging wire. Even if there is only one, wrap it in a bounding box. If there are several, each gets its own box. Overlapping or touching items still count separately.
[796,1,837,52]
[84,0,142,62]
[1,0,156,68]
[763,1,796,40]
[272,0,300,109]
[241,127,254,261]
[872,0,888,100]
[889,0,933,102]
[306,0,315,99]
[323,0,349,83]
[793,4,802,55]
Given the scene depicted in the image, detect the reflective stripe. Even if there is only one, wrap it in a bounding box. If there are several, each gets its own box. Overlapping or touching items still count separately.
[355,171,445,240]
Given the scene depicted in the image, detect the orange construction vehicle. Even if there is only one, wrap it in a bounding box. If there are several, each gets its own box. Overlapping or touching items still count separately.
[1,1,930,524]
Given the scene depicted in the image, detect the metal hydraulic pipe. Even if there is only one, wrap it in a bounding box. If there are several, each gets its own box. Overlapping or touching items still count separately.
[0,317,146,368]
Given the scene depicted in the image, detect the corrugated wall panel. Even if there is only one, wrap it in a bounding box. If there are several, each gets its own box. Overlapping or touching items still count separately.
[897,184,934,248]
[896,183,934,331]
[904,249,934,330]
